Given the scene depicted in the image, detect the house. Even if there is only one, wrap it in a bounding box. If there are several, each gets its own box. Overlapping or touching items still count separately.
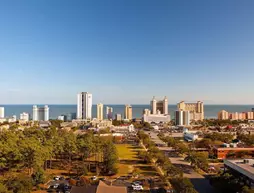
[96,180,127,193]
[70,181,127,193]
[70,186,97,193]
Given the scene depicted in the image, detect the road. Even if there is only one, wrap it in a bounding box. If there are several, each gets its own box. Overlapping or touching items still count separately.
[169,156,215,193]
[146,131,215,193]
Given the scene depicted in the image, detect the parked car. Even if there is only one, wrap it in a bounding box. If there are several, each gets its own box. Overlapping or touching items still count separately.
[132,185,143,190]
[54,176,61,181]
[53,184,59,189]
[91,176,97,181]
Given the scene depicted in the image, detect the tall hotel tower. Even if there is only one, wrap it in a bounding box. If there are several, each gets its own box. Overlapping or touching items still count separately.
[77,92,92,119]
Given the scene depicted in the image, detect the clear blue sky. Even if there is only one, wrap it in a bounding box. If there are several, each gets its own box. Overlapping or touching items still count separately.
[0,0,254,104]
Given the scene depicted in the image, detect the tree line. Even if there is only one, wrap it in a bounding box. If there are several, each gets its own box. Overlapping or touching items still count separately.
[0,127,118,193]
[137,131,198,193]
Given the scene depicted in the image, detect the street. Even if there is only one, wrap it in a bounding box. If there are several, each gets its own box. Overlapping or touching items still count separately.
[146,130,216,193]
[169,156,215,193]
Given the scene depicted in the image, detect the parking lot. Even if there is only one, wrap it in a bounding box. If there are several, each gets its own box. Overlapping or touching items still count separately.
[46,176,71,193]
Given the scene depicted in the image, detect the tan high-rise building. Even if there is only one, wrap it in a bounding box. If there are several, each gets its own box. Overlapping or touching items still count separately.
[247,112,254,120]
[97,103,104,120]
[177,101,204,120]
[218,110,229,120]
[125,105,132,120]
[150,96,168,115]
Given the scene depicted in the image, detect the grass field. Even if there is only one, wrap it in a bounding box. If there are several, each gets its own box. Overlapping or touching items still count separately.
[116,144,141,160]
[115,144,159,177]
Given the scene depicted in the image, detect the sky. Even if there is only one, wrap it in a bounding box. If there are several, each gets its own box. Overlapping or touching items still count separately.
[0,0,254,104]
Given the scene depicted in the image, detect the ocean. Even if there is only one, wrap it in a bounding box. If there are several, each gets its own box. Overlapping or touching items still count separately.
[0,104,254,119]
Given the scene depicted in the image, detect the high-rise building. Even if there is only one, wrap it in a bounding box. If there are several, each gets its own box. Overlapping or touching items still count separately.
[33,105,49,121]
[20,112,29,121]
[218,110,229,120]
[97,103,104,120]
[0,107,4,118]
[115,114,122,121]
[125,105,132,120]
[106,106,113,120]
[177,101,204,120]
[175,110,190,126]
[247,112,254,120]
[150,96,168,115]
[77,92,92,119]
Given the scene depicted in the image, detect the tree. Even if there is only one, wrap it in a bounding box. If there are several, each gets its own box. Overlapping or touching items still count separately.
[32,168,45,185]
[185,152,208,171]
[170,177,198,193]
[6,174,33,193]
[102,141,118,175]
[0,183,10,193]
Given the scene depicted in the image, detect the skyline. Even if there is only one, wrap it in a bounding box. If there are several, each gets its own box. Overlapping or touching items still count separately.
[1,0,254,104]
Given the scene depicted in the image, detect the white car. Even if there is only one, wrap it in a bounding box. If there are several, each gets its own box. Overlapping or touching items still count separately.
[53,184,59,189]
[132,185,143,190]
[54,176,61,181]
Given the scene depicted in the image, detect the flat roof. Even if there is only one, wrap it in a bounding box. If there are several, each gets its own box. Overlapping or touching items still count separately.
[224,159,254,181]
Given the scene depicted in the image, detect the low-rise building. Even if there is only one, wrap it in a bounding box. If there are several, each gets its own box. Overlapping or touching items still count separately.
[143,114,171,123]
[214,147,254,159]
[224,159,254,185]
[91,119,112,128]
[20,112,29,121]
[58,115,67,121]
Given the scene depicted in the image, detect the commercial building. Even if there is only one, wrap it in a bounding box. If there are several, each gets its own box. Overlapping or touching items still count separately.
[214,147,254,159]
[124,105,132,120]
[177,101,204,121]
[20,112,29,121]
[150,96,168,115]
[184,132,198,142]
[175,110,190,126]
[106,106,113,120]
[224,159,254,185]
[91,119,112,128]
[97,103,104,120]
[143,114,171,123]
[0,107,4,118]
[77,92,92,119]
[115,114,122,121]
[33,105,49,121]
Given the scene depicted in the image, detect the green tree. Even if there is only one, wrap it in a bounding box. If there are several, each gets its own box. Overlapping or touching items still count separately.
[0,183,10,193]
[102,141,118,175]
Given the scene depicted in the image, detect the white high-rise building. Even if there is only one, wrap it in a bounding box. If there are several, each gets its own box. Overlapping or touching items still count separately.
[20,112,29,121]
[33,105,49,121]
[150,96,168,115]
[0,107,4,118]
[77,92,92,119]
[175,110,190,126]
[97,103,104,120]
[106,106,113,120]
